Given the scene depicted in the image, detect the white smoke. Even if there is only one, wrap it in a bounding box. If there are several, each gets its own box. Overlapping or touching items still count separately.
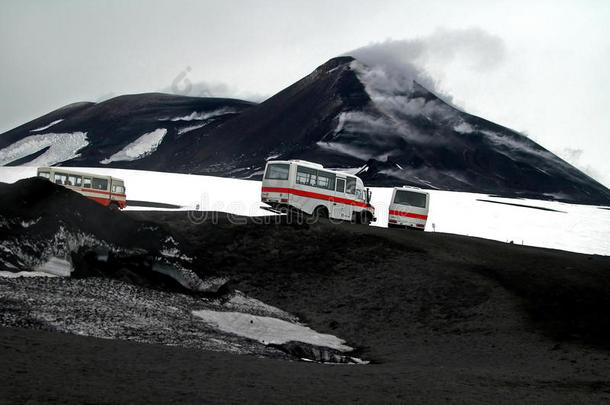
[347,28,507,97]
[559,147,603,182]
[331,28,508,148]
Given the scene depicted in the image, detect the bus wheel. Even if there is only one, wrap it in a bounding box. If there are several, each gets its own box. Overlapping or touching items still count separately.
[312,206,328,221]
[362,213,372,225]
[108,202,120,211]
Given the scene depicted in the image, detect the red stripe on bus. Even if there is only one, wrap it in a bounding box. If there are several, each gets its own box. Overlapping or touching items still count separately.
[77,187,126,198]
[84,195,127,208]
[389,210,428,220]
[262,186,371,209]
[63,184,125,198]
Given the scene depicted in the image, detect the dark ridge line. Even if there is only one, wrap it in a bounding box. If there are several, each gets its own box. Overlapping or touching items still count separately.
[126,200,182,209]
[476,199,566,213]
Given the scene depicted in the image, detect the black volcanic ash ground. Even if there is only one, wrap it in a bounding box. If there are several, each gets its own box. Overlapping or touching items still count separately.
[1,178,610,403]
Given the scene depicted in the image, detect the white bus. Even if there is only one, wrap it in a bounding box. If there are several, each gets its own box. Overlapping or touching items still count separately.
[37,167,127,210]
[388,187,429,231]
[261,160,375,223]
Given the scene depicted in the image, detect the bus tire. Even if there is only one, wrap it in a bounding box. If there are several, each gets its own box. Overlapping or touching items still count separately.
[312,206,328,221]
[362,212,372,225]
[108,202,120,211]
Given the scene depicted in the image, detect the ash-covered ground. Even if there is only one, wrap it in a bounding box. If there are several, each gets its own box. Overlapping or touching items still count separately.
[1,178,610,403]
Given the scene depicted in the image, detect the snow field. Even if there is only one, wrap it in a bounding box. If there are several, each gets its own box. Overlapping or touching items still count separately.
[1,166,608,255]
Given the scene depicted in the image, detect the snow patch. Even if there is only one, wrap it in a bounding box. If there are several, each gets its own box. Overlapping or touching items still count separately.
[265,153,281,161]
[177,123,206,135]
[327,167,363,175]
[160,108,236,122]
[0,132,88,166]
[316,141,374,161]
[0,271,57,278]
[100,129,167,164]
[33,256,72,277]
[21,217,41,228]
[192,310,353,352]
[30,119,64,132]
[222,291,297,322]
[454,122,474,134]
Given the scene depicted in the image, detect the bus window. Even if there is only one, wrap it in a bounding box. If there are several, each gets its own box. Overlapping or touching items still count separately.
[346,178,356,195]
[54,173,68,185]
[112,185,125,194]
[394,190,427,208]
[83,177,92,188]
[264,163,290,180]
[67,174,82,186]
[356,189,363,201]
[296,166,317,187]
[92,178,108,190]
[336,178,345,193]
[316,171,336,190]
[38,171,50,179]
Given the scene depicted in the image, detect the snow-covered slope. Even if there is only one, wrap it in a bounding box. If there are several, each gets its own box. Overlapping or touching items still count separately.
[0,132,88,166]
[1,167,608,256]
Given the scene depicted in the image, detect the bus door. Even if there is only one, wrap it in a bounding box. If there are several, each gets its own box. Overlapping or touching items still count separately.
[332,176,347,219]
[343,177,356,220]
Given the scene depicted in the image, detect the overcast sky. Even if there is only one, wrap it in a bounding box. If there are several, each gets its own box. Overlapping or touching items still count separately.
[1,0,609,187]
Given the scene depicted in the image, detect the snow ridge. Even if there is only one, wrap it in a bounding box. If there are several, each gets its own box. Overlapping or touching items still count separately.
[30,119,64,132]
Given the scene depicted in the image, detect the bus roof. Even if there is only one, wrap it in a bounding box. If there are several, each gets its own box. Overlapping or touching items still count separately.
[266,160,362,179]
[394,186,429,194]
[37,167,124,183]
[267,159,324,168]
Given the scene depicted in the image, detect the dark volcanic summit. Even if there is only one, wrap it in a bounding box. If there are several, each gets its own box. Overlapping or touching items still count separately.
[1,57,609,204]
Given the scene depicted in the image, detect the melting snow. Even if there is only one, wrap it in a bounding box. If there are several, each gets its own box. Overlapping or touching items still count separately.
[192,310,353,352]
[100,129,167,164]
[0,132,88,166]
[30,119,64,132]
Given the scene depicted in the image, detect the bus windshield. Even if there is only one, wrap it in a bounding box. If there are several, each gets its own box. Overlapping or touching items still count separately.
[394,190,427,208]
[265,163,290,180]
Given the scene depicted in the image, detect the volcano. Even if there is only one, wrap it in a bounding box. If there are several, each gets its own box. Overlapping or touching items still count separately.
[1,57,609,205]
